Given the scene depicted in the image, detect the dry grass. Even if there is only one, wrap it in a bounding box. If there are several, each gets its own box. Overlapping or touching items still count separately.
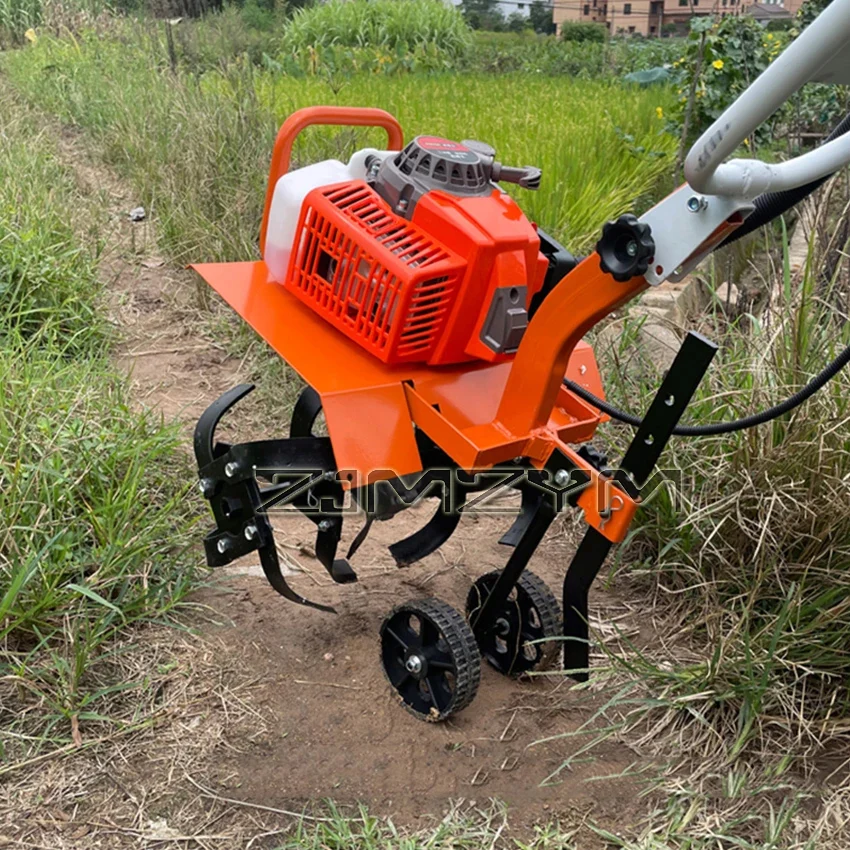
[0,623,564,849]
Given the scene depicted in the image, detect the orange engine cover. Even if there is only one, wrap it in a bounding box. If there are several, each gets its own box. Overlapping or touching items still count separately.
[283,179,547,367]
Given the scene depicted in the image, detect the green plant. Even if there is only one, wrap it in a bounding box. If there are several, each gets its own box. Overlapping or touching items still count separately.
[0,342,195,757]
[283,0,471,59]
[0,0,113,45]
[0,0,40,44]
[3,26,676,262]
[529,0,555,35]
[596,233,850,756]
[671,16,789,149]
[0,89,195,762]
[559,20,606,43]
[0,116,106,353]
[460,0,504,32]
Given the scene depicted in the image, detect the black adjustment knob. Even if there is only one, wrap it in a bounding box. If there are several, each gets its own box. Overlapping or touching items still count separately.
[596,214,655,282]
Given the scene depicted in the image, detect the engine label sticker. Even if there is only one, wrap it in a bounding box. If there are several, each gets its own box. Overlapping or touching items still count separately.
[416,136,478,162]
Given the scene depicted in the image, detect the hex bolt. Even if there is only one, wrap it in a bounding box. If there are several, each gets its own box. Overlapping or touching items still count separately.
[244,524,258,541]
[216,538,229,555]
[198,478,214,497]
[405,655,423,674]
[687,195,708,213]
[554,468,571,487]
[625,240,638,257]
[317,519,333,532]
[323,470,336,481]
[224,461,238,478]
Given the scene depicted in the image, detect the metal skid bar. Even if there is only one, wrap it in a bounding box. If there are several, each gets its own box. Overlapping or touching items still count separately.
[562,331,718,680]
[469,498,557,640]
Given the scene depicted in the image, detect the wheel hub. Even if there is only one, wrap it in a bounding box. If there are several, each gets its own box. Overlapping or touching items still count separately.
[405,654,425,676]
[466,570,561,677]
[380,599,481,722]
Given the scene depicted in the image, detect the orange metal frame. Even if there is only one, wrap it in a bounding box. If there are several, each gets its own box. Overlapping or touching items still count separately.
[194,107,646,546]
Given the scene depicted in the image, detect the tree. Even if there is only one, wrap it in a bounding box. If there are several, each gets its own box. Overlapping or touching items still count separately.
[529,0,555,35]
[559,20,605,42]
[460,0,505,31]
[506,11,531,33]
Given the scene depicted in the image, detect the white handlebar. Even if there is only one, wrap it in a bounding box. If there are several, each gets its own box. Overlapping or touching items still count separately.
[684,0,850,199]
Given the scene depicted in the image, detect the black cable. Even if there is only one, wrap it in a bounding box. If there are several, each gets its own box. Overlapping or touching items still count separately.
[563,339,850,435]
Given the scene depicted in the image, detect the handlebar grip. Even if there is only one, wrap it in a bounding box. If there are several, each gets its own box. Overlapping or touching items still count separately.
[260,106,404,254]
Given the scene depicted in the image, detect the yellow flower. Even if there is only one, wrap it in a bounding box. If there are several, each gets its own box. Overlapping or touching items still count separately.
[766,32,774,39]
[655,106,664,119]
[743,137,750,147]
[712,59,724,70]
[24,27,37,43]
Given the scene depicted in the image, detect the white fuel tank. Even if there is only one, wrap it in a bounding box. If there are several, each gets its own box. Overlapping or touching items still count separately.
[264,148,394,284]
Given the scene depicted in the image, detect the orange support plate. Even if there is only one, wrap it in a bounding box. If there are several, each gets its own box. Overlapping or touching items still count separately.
[191,260,607,485]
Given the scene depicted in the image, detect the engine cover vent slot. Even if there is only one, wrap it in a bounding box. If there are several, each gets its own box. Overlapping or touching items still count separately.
[285,181,465,364]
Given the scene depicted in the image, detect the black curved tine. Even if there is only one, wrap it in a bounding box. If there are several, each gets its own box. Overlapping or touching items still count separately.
[388,492,466,567]
[499,488,543,547]
[259,539,335,614]
[194,384,255,469]
[290,385,323,437]
[347,517,374,560]
[309,512,356,584]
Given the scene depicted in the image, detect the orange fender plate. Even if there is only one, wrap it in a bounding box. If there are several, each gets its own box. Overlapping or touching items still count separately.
[191,260,606,484]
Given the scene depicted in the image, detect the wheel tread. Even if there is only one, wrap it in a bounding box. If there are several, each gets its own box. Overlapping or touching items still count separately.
[466,570,561,676]
[380,597,481,722]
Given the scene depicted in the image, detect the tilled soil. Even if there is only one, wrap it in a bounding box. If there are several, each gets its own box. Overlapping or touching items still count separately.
[191,504,645,830]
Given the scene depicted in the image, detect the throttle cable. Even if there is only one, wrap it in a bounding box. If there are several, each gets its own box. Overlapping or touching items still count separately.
[564,341,850,436]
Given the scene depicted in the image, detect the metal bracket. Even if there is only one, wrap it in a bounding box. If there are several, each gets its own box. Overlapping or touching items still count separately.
[562,331,718,680]
[639,186,754,286]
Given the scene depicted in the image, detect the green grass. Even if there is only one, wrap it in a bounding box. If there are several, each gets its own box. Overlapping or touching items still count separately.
[283,0,471,58]
[274,802,574,850]
[591,237,850,759]
[0,113,106,352]
[0,0,112,46]
[0,88,195,763]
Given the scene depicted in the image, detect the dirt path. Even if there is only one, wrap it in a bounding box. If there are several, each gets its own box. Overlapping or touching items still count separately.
[11,120,656,846]
[56,127,244,426]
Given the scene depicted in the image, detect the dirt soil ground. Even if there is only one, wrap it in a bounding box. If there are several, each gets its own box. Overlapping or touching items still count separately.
[3,118,659,847]
[193,507,646,828]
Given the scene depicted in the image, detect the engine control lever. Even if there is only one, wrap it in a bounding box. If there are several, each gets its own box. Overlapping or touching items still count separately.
[462,140,541,191]
[492,163,541,190]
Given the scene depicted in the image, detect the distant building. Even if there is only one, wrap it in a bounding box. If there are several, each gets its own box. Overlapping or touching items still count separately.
[553,0,803,36]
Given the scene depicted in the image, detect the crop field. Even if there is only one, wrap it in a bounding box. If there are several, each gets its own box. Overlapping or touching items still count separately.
[1,29,676,263]
[1,1,849,847]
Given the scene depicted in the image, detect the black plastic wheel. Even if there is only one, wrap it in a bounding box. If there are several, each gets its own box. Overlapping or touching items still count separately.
[380,598,481,722]
[466,570,561,676]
